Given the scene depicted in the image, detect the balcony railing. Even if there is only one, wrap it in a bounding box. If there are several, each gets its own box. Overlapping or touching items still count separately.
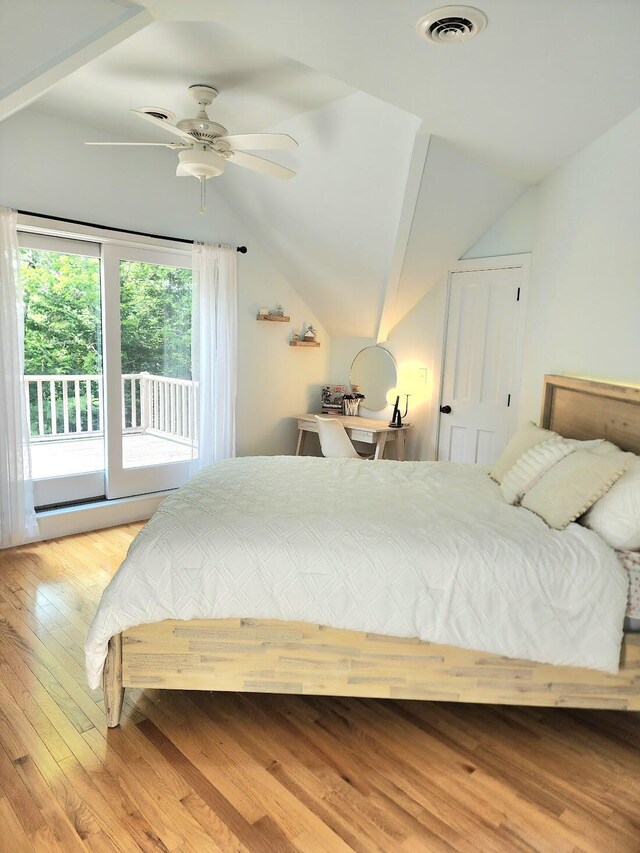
[24,373,196,444]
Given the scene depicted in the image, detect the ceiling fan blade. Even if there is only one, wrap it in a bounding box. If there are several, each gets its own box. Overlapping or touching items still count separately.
[227,151,296,180]
[131,109,195,142]
[218,133,298,151]
[86,142,185,148]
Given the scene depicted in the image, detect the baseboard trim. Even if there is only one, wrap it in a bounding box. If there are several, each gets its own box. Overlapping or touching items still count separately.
[34,491,171,542]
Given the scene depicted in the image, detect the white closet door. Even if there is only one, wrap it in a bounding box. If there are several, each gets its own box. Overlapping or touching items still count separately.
[437,266,525,464]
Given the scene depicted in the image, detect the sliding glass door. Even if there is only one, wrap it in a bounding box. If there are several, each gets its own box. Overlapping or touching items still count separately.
[102,244,195,499]
[18,227,194,507]
[18,233,105,507]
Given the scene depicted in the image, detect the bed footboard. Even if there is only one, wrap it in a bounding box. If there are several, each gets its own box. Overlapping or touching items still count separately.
[115,618,640,714]
[104,633,124,727]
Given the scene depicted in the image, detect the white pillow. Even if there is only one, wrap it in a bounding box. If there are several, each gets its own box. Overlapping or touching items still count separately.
[566,438,606,452]
[582,457,640,550]
[500,437,575,505]
[567,439,622,455]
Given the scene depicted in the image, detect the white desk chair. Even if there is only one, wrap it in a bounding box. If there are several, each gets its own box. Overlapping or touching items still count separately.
[314,416,374,459]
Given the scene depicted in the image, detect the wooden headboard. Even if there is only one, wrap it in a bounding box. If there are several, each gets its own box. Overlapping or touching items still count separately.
[541,375,640,454]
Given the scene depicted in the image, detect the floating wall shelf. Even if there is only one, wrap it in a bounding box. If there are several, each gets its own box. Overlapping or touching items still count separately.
[256,314,290,322]
[290,340,321,347]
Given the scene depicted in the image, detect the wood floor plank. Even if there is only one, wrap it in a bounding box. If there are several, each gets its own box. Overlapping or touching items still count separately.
[13,754,87,853]
[1,524,640,852]
[0,795,36,852]
[0,738,47,836]
[82,722,227,851]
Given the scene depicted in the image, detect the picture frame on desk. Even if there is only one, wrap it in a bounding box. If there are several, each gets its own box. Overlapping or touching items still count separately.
[321,385,346,412]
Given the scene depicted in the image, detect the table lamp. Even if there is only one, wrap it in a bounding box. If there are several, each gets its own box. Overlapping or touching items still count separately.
[386,366,427,428]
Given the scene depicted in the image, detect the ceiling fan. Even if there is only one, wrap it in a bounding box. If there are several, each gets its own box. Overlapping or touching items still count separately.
[86,84,298,211]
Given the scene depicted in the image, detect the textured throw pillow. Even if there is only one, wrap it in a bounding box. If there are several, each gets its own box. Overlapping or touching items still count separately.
[500,436,575,505]
[581,457,640,550]
[521,449,630,530]
[490,421,558,484]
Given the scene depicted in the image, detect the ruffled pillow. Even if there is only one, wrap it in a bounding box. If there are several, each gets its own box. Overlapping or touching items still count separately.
[500,437,575,505]
[490,421,558,484]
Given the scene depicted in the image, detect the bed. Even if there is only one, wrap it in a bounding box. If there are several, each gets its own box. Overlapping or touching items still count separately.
[90,375,640,726]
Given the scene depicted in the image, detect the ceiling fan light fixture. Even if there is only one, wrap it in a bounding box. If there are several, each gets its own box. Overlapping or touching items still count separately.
[178,148,225,179]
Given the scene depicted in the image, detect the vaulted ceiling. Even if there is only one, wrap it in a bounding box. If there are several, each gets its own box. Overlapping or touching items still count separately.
[2,0,639,339]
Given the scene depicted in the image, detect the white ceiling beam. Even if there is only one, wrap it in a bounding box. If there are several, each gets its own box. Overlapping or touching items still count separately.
[376,129,430,344]
[0,8,154,123]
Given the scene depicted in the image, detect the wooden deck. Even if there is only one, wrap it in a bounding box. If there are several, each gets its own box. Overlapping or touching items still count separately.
[30,433,192,479]
[0,525,639,851]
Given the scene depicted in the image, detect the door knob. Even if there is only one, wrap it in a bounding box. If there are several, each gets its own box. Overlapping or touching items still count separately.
[440,405,452,414]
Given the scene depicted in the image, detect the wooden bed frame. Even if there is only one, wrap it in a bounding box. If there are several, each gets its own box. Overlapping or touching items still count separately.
[104,375,640,725]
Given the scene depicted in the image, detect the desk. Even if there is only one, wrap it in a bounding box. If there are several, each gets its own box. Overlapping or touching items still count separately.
[295,414,411,460]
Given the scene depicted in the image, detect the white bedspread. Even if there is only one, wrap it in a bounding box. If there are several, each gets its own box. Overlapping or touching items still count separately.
[86,456,628,688]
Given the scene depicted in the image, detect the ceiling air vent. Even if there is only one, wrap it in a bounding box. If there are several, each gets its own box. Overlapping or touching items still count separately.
[137,107,176,122]
[416,6,487,44]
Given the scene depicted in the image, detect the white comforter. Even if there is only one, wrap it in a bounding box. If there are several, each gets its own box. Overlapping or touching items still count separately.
[86,456,628,688]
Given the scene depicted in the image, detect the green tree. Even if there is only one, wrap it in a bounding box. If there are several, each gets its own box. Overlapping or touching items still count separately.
[20,251,192,379]
[20,249,192,434]
[21,249,102,375]
[120,261,192,379]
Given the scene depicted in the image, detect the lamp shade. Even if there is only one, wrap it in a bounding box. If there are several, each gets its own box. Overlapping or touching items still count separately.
[385,388,400,406]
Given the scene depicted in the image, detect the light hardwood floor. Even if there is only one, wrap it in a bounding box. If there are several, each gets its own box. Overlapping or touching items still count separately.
[0,525,639,852]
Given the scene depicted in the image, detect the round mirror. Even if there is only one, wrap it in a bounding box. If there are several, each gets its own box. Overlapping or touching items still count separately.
[349,345,397,411]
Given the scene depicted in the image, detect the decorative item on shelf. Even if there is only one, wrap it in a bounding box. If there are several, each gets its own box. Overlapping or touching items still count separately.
[257,305,290,321]
[291,331,301,344]
[290,324,320,346]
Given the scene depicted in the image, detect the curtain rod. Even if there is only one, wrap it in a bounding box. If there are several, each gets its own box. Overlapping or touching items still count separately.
[16,210,248,253]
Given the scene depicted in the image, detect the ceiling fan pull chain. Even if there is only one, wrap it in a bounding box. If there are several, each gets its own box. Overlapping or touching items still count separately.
[200,176,206,214]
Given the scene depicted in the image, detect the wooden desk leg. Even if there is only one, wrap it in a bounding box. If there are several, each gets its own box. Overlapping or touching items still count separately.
[374,433,387,460]
[295,428,305,456]
[396,432,406,462]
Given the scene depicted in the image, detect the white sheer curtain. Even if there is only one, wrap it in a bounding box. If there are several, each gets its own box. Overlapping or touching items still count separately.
[0,207,38,547]
[191,242,237,470]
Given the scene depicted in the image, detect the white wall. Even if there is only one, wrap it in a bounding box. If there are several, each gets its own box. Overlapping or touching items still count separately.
[462,187,537,260]
[390,135,525,328]
[0,0,139,104]
[381,281,448,460]
[465,105,640,422]
[327,282,448,460]
[219,92,421,339]
[327,104,640,461]
[0,108,329,456]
